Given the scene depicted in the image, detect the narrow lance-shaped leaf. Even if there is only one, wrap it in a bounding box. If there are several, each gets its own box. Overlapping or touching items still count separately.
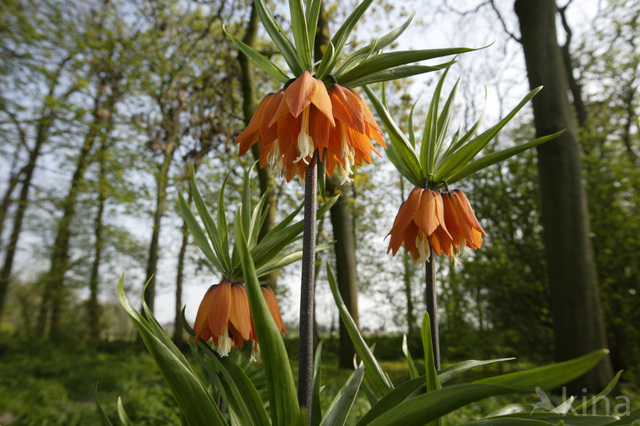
[364,85,424,187]
[311,340,324,426]
[336,47,475,85]
[340,63,453,88]
[446,131,563,184]
[178,191,224,274]
[334,11,417,77]
[217,172,232,273]
[190,169,231,274]
[320,363,366,426]
[327,264,393,396]
[117,275,227,426]
[225,27,290,83]
[253,0,303,76]
[433,86,543,182]
[402,335,419,380]
[234,217,300,425]
[305,0,322,59]
[316,0,375,79]
[366,350,609,426]
[289,0,312,70]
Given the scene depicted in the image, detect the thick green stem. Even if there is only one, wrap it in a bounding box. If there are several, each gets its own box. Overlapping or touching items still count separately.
[425,249,440,370]
[298,155,317,417]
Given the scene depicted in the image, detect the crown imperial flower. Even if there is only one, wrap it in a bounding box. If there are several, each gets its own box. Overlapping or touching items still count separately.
[387,187,486,262]
[235,72,384,182]
[193,281,286,357]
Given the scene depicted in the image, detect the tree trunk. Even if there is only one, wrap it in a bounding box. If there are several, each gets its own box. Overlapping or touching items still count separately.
[514,0,613,391]
[40,99,102,340]
[326,177,360,369]
[237,3,278,288]
[143,143,175,315]
[173,163,195,345]
[0,58,71,320]
[88,135,107,342]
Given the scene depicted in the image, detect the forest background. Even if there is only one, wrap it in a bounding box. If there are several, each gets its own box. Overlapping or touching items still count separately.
[0,0,638,424]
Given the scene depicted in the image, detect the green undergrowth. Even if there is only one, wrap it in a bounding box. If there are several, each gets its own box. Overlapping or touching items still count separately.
[1,336,637,425]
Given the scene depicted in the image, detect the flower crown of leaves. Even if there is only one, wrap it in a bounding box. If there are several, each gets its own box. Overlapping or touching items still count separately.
[225,0,475,87]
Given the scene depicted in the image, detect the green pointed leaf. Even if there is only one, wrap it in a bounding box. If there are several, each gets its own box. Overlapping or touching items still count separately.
[316,0,374,79]
[327,265,393,396]
[336,47,474,85]
[477,412,620,425]
[320,363,365,426]
[197,342,271,426]
[289,0,312,70]
[363,85,424,187]
[217,173,232,271]
[574,370,624,413]
[421,314,441,426]
[253,0,303,76]
[334,11,417,77]
[434,86,543,182]
[117,397,132,426]
[339,63,452,88]
[225,27,290,83]
[117,275,227,426]
[234,219,300,425]
[421,66,451,175]
[311,340,324,426]
[445,131,563,184]
[254,242,333,278]
[305,0,322,60]
[402,335,419,380]
[475,350,609,391]
[432,75,462,170]
[250,195,338,268]
[355,377,425,425]
[438,358,516,385]
[612,408,640,425]
[190,170,231,274]
[94,384,114,426]
[365,350,608,426]
[178,191,224,274]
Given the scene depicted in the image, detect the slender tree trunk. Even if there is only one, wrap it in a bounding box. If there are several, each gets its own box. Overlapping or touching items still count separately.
[0,58,71,321]
[143,143,176,315]
[237,3,278,288]
[173,163,195,345]
[326,177,359,369]
[88,136,107,342]
[515,0,613,391]
[0,118,50,321]
[41,101,102,340]
[0,165,27,242]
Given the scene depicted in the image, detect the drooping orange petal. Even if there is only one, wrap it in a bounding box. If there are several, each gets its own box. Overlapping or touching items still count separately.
[453,190,487,237]
[413,189,437,236]
[229,284,252,341]
[390,187,423,235]
[330,84,365,133]
[310,78,335,125]
[193,285,215,342]
[261,286,286,334]
[285,71,316,118]
[433,191,452,239]
[208,281,231,338]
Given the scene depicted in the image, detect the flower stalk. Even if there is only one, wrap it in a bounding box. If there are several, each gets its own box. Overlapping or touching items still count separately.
[298,154,318,413]
[425,249,440,370]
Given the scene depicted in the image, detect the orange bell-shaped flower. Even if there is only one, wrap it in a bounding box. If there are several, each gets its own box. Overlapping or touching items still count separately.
[193,281,286,357]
